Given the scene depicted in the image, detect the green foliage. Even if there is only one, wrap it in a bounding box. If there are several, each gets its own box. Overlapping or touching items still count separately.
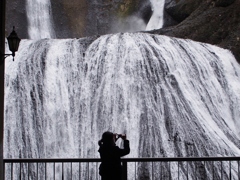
[116,0,137,18]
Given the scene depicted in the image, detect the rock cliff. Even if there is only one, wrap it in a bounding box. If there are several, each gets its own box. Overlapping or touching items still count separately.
[6,0,151,38]
[152,0,240,63]
[6,0,240,62]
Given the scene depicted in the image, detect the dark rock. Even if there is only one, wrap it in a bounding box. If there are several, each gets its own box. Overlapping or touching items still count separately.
[151,0,240,63]
[6,0,28,38]
[165,0,202,23]
[6,0,240,63]
[138,1,152,24]
[6,0,150,39]
[214,0,236,7]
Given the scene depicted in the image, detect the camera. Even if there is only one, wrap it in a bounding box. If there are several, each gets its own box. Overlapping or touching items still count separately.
[114,133,126,139]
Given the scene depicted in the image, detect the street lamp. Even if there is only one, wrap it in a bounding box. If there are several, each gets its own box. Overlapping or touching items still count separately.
[3,26,21,61]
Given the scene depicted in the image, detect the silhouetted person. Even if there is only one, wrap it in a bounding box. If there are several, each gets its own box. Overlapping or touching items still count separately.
[98,131,130,180]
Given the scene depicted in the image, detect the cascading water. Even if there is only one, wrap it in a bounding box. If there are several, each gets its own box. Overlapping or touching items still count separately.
[26,0,56,39]
[4,32,240,179]
[146,0,165,30]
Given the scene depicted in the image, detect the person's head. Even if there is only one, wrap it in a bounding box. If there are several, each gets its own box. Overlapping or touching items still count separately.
[99,131,115,147]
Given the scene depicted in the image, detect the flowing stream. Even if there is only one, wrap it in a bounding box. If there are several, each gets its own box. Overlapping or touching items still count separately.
[26,0,56,39]
[146,0,165,30]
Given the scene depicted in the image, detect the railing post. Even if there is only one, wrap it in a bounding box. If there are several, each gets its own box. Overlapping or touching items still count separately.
[122,161,127,180]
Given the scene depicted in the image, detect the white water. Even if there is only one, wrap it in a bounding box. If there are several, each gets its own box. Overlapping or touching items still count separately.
[26,0,56,39]
[4,33,240,179]
[146,0,165,30]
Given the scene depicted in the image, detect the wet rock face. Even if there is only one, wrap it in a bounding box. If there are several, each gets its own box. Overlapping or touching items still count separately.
[165,0,202,23]
[6,0,151,39]
[213,0,236,7]
[6,0,240,63]
[77,0,150,36]
[51,0,88,38]
[6,0,28,38]
[153,0,240,63]
[164,0,236,24]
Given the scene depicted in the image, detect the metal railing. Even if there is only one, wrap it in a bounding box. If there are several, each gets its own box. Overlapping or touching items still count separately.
[3,157,240,180]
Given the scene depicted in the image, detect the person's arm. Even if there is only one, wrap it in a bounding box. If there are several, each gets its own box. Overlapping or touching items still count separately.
[117,135,130,157]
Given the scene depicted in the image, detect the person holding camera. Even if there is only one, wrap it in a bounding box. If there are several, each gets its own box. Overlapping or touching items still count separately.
[98,131,130,180]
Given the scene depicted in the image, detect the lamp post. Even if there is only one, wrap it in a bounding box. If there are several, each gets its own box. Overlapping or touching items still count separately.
[0,0,21,178]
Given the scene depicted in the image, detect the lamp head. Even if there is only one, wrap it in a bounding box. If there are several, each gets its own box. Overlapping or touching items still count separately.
[7,26,21,57]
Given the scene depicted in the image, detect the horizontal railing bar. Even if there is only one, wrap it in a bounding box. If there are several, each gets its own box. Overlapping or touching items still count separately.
[4,158,101,163]
[3,156,240,163]
[122,157,240,162]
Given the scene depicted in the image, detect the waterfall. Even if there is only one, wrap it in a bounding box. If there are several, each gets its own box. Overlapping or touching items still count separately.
[26,0,56,39]
[146,0,165,30]
[4,33,240,179]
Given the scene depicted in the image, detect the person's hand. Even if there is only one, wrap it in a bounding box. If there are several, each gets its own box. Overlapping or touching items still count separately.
[113,133,119,142]
[121,134,127,140]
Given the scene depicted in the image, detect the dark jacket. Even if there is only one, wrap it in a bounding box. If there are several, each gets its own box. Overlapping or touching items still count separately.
[98,140,130,180]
